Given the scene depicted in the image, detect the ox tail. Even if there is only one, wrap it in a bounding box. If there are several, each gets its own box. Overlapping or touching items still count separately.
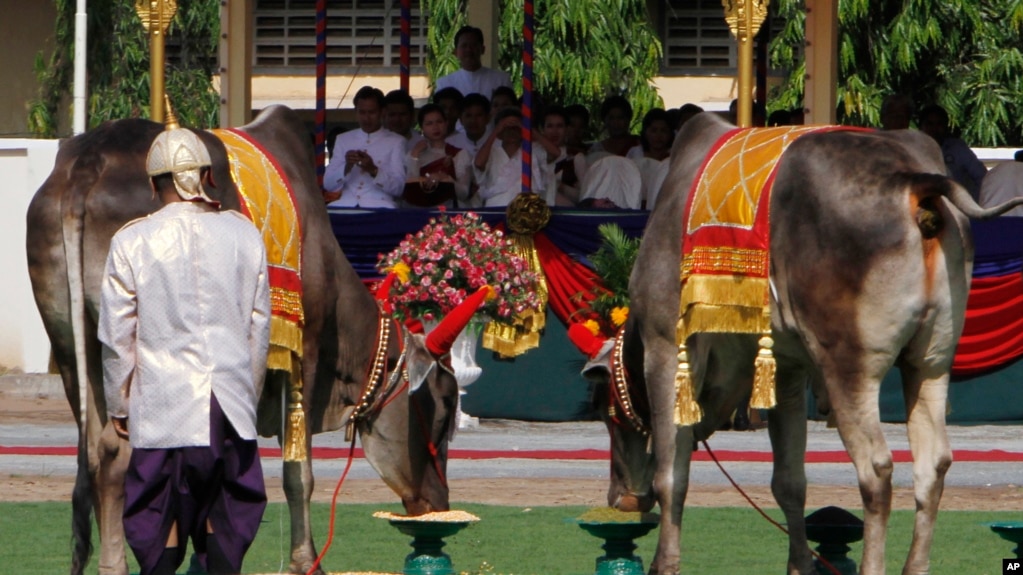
[60,159,95,572]
[907,172,1023,219]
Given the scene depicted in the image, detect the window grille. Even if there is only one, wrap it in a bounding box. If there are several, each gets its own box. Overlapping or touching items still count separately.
[253,0,428,72]
[660,0,789,75]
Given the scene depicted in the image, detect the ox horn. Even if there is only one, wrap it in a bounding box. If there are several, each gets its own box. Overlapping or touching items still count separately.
[425,286,494,356]
[568,322,606,359]
[374,272,398,315]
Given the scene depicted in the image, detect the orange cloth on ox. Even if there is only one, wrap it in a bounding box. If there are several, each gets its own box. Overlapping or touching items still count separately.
[213,128,305,372]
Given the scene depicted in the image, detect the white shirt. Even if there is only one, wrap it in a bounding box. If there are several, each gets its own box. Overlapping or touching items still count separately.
[324,127,406,208]
[99,202,271,448]
[435,67,512,99]
[474,141,550,207]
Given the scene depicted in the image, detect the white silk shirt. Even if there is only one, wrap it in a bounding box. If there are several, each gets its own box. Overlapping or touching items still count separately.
[324,127,406,208]
[99,202,271,448]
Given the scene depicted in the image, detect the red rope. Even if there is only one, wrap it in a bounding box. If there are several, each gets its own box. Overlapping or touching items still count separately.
[305,435,359,575]
[700,439,843,575]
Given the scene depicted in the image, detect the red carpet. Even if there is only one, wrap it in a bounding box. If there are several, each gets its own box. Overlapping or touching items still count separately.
[2,445,1022,463]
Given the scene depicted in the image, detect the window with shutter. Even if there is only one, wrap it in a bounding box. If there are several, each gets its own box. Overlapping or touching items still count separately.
[253,0,428,73]
[659,0,790,76]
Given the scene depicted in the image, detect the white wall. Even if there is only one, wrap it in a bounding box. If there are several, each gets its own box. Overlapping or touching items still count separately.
[1,139,60,373]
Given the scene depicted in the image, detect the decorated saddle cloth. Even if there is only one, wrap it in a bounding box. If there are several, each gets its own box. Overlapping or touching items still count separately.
[212,128,304,373]
[678,125,857,341]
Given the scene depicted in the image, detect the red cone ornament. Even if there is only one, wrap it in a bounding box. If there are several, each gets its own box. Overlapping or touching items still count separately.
[425,286,494,356]
[568,322,606,359]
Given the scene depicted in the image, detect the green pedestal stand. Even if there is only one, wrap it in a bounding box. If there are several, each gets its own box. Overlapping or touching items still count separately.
[805,506,864,575]
[988,521,1023,559]
[386,517,475,575]
[576,519,659,575]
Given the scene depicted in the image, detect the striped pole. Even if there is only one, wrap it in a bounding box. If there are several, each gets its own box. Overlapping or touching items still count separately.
[521,0,535,194]
[400,0,410,92]
[315,0,327,190]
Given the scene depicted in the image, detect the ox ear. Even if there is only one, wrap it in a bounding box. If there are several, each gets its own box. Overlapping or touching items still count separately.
[404,330,438,394]
[580,338,615,380]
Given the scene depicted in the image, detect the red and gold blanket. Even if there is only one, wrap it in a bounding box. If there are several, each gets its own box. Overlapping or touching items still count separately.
[213,128,304,373]
[678,125,853,340]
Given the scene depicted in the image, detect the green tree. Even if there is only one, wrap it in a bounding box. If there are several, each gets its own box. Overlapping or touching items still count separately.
[425,0,664,134]
[29,0,220,138]
[769,0,1023,147]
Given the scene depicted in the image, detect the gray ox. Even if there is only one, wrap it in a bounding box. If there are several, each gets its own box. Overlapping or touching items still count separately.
[26,106,462,575]
[580,113,1023,575]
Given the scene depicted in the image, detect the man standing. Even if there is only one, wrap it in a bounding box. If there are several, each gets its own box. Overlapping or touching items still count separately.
[434,26,511,100]
[324,86,406,208]
[99,122,271,575]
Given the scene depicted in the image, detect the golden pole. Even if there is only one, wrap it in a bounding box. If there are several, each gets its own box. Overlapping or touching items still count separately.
[136,0,178,123]
[723,0,769,128]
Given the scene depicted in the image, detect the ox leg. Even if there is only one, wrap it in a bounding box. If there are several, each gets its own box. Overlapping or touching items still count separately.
[828,376,893,575]
[899,367,952,575]
[768,368,814,575]
[648,425,694,575]
[283,456,321,575]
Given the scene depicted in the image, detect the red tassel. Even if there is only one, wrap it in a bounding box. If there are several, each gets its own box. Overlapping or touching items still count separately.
[568,323,605,359]
[425,286,493,356]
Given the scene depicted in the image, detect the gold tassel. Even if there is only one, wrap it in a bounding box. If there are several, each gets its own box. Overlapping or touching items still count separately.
[674,347,702,426]
[750,333,777,409]
[282,356,307,462]
[283,407,307,461]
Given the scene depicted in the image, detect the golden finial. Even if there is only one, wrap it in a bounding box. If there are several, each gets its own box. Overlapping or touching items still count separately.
[164,94,180,130]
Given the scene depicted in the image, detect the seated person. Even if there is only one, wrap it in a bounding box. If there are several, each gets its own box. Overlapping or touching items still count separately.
[403,104,471,209]
[879,94,914,130]
[446,93,493,159]
[589,95,640,158]
[446,93,494,208]
[919,104,987,198]
[435,25,512,99]
[432,86,464,137]
[384,89,424,153]
[474,108,556,207]
[578,155,643,210]
[490,86,519,126]
[540,105,587,206]
[564,103,592,156]
[627,108,673,162]
[323,86,406,208]
[727,98,767,127]
[978,161,1023,217]
[674,103,704,131]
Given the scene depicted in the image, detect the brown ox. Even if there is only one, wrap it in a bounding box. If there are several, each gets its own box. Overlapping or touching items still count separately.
[26,105,462,575]
[579,113,1023,574]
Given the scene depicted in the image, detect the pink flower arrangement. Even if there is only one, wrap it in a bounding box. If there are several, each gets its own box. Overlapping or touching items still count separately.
[377,212,543,323]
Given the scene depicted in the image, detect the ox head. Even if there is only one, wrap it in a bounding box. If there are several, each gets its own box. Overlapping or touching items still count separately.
[357,286,492,516]
[569,322,657,512]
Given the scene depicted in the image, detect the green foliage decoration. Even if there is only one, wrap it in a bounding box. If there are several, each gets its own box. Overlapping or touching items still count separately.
[426,0,664,137]
[29,0,220,138]
[769,0,1023,147]
[572,223,640,336]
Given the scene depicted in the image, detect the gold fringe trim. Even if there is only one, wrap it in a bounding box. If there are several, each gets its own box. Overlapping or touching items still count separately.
[673,347,702,426]
[266,346,291,372]
[283,353,307,462]
[483,315,541,357]
[751,333,777,409]
[270,315,303,356]
[481,232,547,357]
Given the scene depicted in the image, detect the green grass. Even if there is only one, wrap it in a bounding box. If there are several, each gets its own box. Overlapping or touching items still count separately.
[0,502,1017,574]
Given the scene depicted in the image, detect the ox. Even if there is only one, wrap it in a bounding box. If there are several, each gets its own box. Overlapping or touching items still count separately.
[26,106,463,575]
[578,113,1023,574]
